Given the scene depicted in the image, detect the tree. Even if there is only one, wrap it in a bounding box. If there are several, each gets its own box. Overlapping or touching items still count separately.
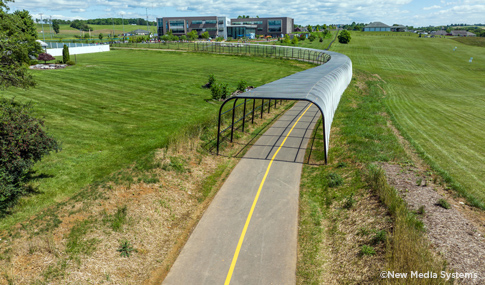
[0,1,60,214]
[52,20,59,34]
[201,31,210,39]
[0,2,41,89]
[99,33,103,40]
[0,98,60,214]
[338,30,351,44]
[187,30,198,41]
[299,33,306,41]
[307,25,313,32]
[291,37,298,45]
[180,35,187,41]
[62,45,70,63]
[38,52,55,64]
[308,34,316,42]
[283,34,291,44]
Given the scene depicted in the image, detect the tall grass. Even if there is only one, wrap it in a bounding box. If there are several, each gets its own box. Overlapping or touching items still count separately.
[366,165,448,284]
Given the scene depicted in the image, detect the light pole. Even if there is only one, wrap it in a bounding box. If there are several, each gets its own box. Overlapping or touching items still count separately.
[40,13,45,42]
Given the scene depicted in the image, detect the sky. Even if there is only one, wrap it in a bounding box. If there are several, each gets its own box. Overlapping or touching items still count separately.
[7,0,485,27]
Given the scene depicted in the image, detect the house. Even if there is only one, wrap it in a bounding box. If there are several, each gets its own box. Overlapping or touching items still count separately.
[130,29,150,35]
[363,22,406,32]
[451,30,467,37]
[431,30,448,36]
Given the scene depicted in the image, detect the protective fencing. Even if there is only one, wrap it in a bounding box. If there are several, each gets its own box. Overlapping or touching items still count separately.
[111,41,331,65]
[45,42,102,48]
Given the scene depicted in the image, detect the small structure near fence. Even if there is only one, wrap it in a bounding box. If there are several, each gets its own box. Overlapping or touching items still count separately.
[214,47,352,164]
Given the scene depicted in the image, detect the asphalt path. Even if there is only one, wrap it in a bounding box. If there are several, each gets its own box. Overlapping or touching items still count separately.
[163,101,320,284]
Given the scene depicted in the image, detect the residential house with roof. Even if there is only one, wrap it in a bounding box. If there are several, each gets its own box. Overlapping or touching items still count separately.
[363,22,406,32]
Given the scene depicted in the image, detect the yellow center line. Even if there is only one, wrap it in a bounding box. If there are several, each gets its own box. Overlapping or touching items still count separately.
[224,103,313,285]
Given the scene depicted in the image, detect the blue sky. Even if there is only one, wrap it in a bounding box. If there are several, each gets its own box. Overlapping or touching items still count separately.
[8,0,485,27]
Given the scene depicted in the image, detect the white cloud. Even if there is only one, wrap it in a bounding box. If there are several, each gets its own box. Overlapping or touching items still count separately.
[423,5,441,10]
[8,0,483,27]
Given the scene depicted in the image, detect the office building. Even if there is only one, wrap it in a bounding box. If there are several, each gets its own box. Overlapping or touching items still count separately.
[157,16,294,39]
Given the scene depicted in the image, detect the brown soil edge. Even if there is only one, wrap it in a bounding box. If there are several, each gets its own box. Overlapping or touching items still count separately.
[383,113,485,281]
[384,114,485,236]
[145,101,294,284]
[144,160,236,284]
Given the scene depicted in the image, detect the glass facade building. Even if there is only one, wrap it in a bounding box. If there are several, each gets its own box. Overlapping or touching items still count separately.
[157,16,293,39]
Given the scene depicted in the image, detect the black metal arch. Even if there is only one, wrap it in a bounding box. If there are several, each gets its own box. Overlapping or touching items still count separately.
[216,97,327,164]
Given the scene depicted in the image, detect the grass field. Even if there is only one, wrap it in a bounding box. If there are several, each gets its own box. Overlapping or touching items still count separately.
[332,33,485,207]
[36,23,157,40]
[452,36,485,48]
[0,50,312,229]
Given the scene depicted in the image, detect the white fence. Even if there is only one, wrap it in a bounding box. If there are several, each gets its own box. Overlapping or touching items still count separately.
[47,45,110,56]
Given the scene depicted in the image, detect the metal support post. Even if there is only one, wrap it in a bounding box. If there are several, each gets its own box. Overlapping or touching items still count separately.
[242,99,247,133]
[252,99,255,124]
[230,98,238,142]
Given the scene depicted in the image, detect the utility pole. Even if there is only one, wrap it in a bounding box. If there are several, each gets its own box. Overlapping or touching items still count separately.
[146,8,149,36]
[111,17,115,41]
[50,16,53,40]
[40,13,45,42]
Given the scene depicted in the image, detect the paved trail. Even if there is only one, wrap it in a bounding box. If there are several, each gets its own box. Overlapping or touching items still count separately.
[163,101,320,284]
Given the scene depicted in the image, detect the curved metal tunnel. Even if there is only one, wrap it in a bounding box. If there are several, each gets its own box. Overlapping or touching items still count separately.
[217,47,353,164]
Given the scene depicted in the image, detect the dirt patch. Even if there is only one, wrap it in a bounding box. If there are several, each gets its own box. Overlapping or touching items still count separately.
[382,119,485,284]
[0,145,231,284]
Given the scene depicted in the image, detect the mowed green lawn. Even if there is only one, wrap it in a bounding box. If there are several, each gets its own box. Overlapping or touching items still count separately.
[332,33,485,206]
[1,50,312,228]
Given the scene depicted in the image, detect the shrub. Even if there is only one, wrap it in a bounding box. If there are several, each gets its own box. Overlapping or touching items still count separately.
[221,83,228,100]
[208,74,216,88]
[343,193,356,209]
[283,34,291,44]
[30,59,38,65]
[0,99,60,213]
[338,30,351,44]
[437,198,451,209]
[319,37,323,42]
[371,230,387,245]
[291,37,298,45]
[360,245,376,256]
[211,83,222,100]
[299,33,306,41]
[308,34,316,42]
[326,172,344,187]
[66,60,76,66]
[62,44,70,64]
[180,35,187,41]
[237,80,247,92]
